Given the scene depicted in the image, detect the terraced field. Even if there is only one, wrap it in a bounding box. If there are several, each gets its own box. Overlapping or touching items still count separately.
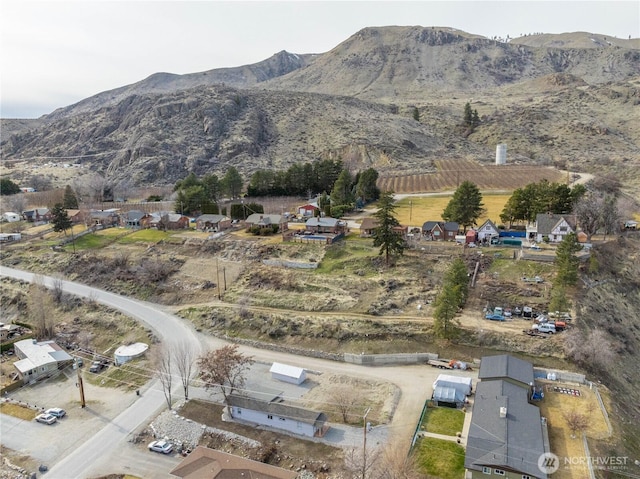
[378,159,566,193]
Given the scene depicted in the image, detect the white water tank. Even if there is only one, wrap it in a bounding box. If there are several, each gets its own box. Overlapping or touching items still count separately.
[496,144,507,165]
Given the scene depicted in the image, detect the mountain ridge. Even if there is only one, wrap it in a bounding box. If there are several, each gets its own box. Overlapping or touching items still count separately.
[2,26,639,194]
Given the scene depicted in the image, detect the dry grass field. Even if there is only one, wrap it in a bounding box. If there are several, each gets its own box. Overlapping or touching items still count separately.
[537,380,611,479]
[393,194,511,226]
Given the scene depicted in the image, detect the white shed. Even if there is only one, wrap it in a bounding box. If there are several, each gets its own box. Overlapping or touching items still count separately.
[114,342,148,365]
[2,212,21,223]
[270,362,307,385]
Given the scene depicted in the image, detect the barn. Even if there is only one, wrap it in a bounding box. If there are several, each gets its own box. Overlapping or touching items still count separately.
[269,362,307,385]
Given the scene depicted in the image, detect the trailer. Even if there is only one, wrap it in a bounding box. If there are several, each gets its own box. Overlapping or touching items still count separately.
[523,329,549,339]
[428,359,473,371]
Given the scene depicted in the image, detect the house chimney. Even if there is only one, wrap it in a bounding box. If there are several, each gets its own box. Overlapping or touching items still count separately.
[499,406,507,418]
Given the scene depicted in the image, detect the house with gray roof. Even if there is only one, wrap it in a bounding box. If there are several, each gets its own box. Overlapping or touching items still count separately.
[477,219,500,242]
[305,216,346,234]
[466,354,548,479]
[245,213,288,232]
[421,221,459,241]
[13,339,73,384]
[478,354,535,389]
[122,210,152,229]
[465,379,548,479]
[227,392,327,438]
[195,214,231,232]
[529,213,577,243]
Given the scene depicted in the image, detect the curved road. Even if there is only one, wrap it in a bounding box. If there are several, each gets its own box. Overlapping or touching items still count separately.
[0,266,473,478]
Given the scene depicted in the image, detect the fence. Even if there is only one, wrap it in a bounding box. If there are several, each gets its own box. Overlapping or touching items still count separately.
[344,352,438,366]
[262,259,318,269]
[533,368,586,384]
[592,384,613,436]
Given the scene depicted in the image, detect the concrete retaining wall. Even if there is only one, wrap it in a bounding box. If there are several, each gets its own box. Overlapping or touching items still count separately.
[344,352,438,366]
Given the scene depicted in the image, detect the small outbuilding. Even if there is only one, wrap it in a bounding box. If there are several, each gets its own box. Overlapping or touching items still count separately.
[432,374,473,407]
[269,362,307,385]
[114,342,149,365]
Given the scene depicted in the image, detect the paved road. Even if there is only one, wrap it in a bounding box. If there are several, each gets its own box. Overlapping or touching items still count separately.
[0,266,476,478]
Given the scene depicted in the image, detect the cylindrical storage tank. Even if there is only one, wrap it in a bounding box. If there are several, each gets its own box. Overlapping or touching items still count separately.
[496,143,507,165]
[114,342,149,365]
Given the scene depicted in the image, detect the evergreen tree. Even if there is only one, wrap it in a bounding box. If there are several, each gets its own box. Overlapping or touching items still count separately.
[222,167,243,199]
[0,178,21,195]
[444,258,469,308]
[471,109,480,127]
[330,169,355,207]
[51,203,73,234]
[463,102,473,126]
[372,191,405,265]
[442,181,485,231]
[433,285,461,339]
[355,168,380,204]
[554,233,582,286]
[62,185,79,209]
[413,107,420,122]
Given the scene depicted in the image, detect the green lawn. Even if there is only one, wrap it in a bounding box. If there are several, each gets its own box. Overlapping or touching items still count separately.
[315,241,378,275]
[414,437,466,479]
[70,233,114,250]
[421,406,465,436]
[116,229,169,244]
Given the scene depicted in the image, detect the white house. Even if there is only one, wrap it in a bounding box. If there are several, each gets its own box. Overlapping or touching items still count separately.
[533,214,577,243]
[2,212,21,223]
[476,219,500,242]
[269,362,307,385]
[227,392,327,438]
[13,339,73,384]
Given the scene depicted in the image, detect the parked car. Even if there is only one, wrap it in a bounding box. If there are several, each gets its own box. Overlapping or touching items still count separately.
[35,413,57,425]
[530,243,541,250]
[89,361,104,373]
[148,440,173,454]
[45,408,66,418]
[513,306,522,316]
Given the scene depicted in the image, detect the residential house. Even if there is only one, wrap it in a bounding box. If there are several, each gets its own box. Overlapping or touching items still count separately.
[22,208,51,224]
[89,209,120,228]
[298,201,320,217]
[422,221,459,241]
[245,213,289,232]
[158,213,190,230]
[195,214,231,232]
[170,446,297,479]
[465,354,547,479]
[122,210,152,229]
[0,233,22,243]
[227,392,328,438]
[13,339,73,384]
[305,217,347,235]
[530,214,577,243]
[0,323,21,342]
[359,217,380,237]
[477,219,500,243]
[65,209,85,225]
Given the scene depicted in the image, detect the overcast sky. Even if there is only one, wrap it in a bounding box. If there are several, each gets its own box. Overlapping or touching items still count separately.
[1,0,638,119]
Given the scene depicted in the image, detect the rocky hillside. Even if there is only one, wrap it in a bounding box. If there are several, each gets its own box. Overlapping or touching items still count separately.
[2,26,639,192]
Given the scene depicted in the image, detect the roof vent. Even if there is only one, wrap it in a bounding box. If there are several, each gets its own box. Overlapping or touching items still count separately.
[499,406,507,418]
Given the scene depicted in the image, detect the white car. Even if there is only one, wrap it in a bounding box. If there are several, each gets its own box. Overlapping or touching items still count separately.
[35,413,57,425]
[45,407,66,418]
[148,440,173,454]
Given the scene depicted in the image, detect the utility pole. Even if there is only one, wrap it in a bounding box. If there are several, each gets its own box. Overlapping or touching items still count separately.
[362,407,371,479]
[216,259,221,300]
[75,359,86,408]
[409,200,413,223]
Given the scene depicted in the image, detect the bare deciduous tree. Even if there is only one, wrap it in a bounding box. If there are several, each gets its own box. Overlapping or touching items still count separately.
[28,275,56,339]
[374,446,426,479]
[51,275,64,303]
[565,408,590,437]
[174,340,195,400]
[564,328,617,371]
[197,345,253,405]
[344,446,380,479]
[152,344,173,410]
[334,384,359,423]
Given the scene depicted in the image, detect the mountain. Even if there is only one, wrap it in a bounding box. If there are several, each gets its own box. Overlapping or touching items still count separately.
[2,26,639,193]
